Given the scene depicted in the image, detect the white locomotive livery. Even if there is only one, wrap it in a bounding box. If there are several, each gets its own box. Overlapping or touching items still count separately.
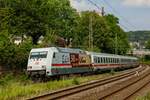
[27,47,139,77]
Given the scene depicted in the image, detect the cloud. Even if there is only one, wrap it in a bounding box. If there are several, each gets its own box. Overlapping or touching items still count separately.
[70,0,98,11]
[123,0,150,7]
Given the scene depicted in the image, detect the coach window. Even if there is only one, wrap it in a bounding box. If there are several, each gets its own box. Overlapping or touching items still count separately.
[103,57,105,63]
[103,58,105,63]
[114,58,116,63]
[95,57,97,63]
[108,58,110,63]
[110,58,112,63]
[104,57,106,63]
[101,58,103,63]
[94,57,96,63]
[98,57,100,63]
[117,58,119,63]
[105,57,107,63]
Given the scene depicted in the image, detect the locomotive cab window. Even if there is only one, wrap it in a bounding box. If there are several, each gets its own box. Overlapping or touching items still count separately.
[53,53,56,58]
[30,51,48,59]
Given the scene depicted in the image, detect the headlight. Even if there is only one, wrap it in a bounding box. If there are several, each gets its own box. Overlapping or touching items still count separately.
[42,65,46,69]
[28,66,32,69]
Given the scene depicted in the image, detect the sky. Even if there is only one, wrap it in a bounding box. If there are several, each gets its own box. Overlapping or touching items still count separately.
[70,0,150,31]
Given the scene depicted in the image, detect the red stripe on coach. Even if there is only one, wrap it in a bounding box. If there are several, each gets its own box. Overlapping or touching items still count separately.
[52,64,72,66]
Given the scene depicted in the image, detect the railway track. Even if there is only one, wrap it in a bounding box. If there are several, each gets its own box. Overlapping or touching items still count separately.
[98,65,150,100]
[27,65,146,100]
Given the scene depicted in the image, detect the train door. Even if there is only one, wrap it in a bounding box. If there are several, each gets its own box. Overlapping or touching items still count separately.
[70,53,79,67]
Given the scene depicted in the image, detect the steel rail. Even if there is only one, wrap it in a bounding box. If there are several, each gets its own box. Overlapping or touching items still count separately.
[98,66,149,100]
[123,74,150,100]
[27,66,145,100]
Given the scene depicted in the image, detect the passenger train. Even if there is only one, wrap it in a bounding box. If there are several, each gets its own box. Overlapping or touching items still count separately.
[27,47,139,78]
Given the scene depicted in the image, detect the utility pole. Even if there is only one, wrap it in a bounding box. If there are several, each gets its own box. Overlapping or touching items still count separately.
[115,33,118,54]
[89,13,93,51]
[101,7,105,16]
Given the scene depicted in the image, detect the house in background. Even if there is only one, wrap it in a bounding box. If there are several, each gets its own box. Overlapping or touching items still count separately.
[13,36,22,45]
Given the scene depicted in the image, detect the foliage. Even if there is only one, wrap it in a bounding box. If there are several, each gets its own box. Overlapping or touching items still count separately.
[127,31,150,42]
[72,78,79,85]
[145,40,150,49]
[0,30,33,70]
[0,0,77,44]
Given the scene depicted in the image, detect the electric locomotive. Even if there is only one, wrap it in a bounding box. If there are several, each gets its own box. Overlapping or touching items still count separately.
[27,47,92,78]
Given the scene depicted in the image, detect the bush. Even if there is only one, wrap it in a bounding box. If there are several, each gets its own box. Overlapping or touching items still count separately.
[0,73,14,86]
[72,78,79,85]
[0,37,33,72]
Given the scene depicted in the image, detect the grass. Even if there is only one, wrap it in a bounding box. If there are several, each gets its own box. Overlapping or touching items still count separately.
[136,93,150,100]
[0,72,117,100]
[140,59,150,65]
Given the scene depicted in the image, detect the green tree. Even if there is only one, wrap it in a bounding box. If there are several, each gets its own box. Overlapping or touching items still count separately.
[0,0,77,44]
[146,40,150,49]
[104,14,130,54]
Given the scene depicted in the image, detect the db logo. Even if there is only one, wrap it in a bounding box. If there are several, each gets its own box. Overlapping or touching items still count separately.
[35,62,39,65]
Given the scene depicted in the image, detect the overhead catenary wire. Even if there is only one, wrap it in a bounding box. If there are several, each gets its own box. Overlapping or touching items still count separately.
[87,0,102,13]
[102,0,137,30]
[86,0,132,31]
[91,0,134,31]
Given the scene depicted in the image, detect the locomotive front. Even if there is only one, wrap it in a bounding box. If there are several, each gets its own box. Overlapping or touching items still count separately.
[27,48,49,78]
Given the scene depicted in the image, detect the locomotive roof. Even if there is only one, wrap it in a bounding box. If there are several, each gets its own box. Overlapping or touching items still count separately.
[31,47,85,54]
